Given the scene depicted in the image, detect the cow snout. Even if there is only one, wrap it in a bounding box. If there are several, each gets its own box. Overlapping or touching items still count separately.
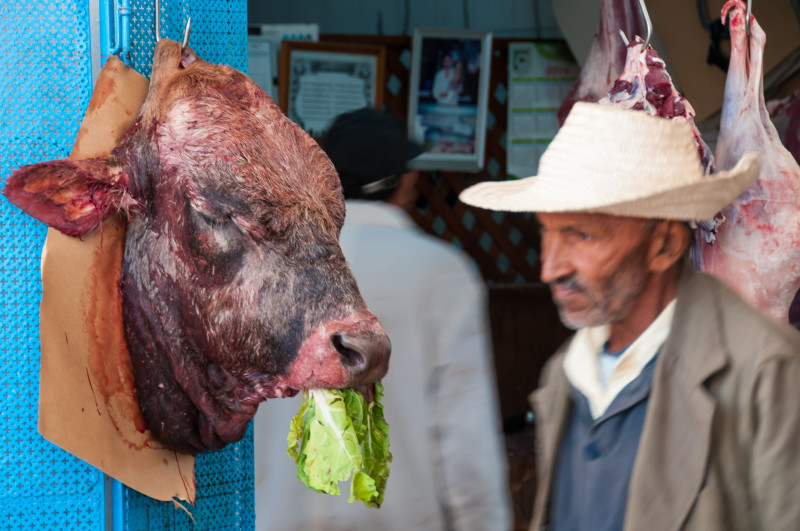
[334,334,367,370]
[333,329,390,379]
[286,314,391,391]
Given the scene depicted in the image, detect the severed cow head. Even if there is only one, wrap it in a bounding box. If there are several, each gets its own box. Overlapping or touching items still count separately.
[4,40,391,455]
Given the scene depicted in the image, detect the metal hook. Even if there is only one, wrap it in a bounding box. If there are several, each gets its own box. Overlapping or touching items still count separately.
[181,17,192,49]
[155,0,161,41]
[154,0,191,49]
[638,0,653,52]
[746,0,752,39]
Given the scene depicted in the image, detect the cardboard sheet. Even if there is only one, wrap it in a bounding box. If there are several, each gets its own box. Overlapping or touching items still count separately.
[37,56,196,503]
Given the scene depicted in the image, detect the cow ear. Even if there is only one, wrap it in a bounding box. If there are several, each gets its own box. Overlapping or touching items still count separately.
[3,158,140,237]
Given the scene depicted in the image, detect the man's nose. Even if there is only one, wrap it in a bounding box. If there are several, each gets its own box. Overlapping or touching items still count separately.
[539,238,570,284]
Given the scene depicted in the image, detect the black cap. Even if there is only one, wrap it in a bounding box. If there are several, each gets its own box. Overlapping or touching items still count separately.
[322,107,424,199]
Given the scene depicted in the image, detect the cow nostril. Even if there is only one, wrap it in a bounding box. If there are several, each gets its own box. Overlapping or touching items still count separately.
[333,334,366,371]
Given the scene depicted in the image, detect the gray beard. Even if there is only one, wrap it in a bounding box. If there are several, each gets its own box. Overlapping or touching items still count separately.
[553,257,649,331]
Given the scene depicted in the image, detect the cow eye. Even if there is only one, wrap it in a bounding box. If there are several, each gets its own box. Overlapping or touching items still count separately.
[186,204,243,251]
[189,205,236,231]
[185,203,245,282]
[197,209,233,228]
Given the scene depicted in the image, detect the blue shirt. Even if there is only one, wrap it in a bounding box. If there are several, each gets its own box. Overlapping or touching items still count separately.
[549,355,658,531]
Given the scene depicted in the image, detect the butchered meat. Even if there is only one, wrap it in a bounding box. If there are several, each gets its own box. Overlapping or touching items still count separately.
[694,1,800,327]
[557,0,647,125]
[597,37,721,239]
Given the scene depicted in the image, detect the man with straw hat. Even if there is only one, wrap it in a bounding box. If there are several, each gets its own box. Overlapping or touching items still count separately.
[461,102,800,531]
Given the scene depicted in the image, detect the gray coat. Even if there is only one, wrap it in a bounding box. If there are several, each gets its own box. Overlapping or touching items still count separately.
[529,267,800,531]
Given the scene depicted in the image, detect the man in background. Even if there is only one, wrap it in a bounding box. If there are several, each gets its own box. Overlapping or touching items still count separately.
[253,107,512,531]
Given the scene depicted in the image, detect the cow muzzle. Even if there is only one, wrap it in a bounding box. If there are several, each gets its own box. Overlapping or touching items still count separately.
[285,313,391,390]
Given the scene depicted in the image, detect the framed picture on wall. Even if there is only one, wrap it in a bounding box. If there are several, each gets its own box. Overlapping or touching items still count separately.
[279,41,386,138]
[407,28,493,172]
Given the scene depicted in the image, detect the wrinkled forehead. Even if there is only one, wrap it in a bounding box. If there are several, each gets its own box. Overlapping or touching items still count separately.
[536,211,653,231]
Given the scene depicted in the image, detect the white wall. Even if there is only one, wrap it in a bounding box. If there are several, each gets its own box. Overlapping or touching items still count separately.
[247,0,564,38]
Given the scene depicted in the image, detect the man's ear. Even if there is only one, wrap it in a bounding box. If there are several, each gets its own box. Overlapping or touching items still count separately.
[3,158,141,237]
[647,220,690,273]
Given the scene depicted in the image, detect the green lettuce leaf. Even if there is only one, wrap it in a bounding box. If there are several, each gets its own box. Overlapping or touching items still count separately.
[287,383,391,508]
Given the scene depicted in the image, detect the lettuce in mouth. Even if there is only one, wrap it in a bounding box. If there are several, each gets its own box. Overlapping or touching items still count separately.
[287,383,391,508]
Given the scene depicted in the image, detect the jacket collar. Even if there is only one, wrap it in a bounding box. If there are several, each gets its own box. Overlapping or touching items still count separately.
[657,260,729,386]
[624,262,730,531]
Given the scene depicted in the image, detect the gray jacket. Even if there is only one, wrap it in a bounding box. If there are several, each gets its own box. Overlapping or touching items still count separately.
[530,266,800,531]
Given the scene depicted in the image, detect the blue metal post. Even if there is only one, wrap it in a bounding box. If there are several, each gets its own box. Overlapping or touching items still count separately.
[112,479,124,531]
[99,0,132,66]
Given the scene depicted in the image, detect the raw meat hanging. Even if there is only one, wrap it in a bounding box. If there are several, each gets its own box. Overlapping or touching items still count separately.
[597,36,721,239]
[556,0,647,125]
[694,0,800,328]
[599,37,715,173]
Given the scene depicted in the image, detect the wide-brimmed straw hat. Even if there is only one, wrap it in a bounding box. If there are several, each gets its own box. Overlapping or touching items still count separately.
[459,102,760,221]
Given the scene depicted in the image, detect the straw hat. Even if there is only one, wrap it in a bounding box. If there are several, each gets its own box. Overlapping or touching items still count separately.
[459,102,760,221]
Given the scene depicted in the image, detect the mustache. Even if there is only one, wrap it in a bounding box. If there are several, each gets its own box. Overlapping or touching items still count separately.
[548,274,587,294]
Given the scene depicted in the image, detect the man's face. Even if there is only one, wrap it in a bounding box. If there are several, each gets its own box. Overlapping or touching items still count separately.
[442,54,452,69]
[537,212,656,330]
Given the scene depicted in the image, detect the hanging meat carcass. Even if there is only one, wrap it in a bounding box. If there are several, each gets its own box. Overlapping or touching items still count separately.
[599,37,715,172]
[557,0,647,125]
[597,37,721,239]
[694,1,800,326]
